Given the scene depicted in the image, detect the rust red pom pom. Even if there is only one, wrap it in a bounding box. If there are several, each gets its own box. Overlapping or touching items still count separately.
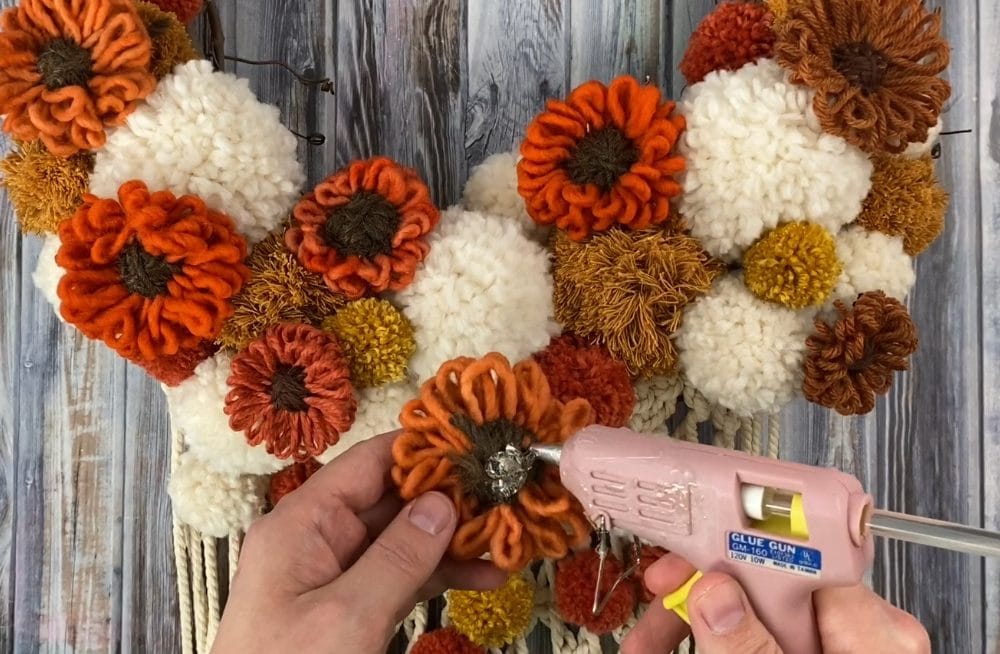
[410,628,485,654]
[680,2,776,85]
[268,459,323,506]
[555,549,637,634]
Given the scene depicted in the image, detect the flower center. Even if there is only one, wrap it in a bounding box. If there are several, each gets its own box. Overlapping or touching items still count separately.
[323,191,401,259]
[118,241,180,298]
[566,127,639,192]
[449,414,537,505]
[36,38,93,90]
[832,41,890,93]
[848,340,877,373]
[270,364,310,412]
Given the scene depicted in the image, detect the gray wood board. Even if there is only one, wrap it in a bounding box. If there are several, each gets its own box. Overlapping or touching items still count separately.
[1,0,996,651]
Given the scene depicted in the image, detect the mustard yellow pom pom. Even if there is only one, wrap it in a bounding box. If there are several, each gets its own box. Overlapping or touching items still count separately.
[743,221,841,309]
[447,574,535,648]
[321,298,415,388]
[1,140,93,234]
[136,1,200,79]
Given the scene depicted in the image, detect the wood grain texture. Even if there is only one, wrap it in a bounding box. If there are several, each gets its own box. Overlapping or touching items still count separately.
[569,0,663,86]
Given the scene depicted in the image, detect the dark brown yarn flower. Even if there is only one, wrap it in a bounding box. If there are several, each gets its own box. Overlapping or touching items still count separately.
[225,323,357,461]
[775,0,950,154]
[803,291,918,415]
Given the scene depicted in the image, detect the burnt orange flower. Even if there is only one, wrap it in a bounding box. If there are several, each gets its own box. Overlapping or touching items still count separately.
[775,0,950,154]
[0,0,157,157]
[392,353,595,572]
[285,157,440,299]
[225,323,357,461]
[517,76,686,240]
[56,180,250,360]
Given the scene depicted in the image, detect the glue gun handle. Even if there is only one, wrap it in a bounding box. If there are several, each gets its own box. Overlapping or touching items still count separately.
[744,578,822,654]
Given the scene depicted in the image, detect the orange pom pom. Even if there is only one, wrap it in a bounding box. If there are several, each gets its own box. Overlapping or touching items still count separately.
[268,459,323,505]
[149,0,203,23]
[555,549,637,634]
[410,628,485,654]
[135,340,217,387]
[680,2,776,85]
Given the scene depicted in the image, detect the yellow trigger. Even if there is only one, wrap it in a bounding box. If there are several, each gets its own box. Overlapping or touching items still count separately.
[662,571,703,625]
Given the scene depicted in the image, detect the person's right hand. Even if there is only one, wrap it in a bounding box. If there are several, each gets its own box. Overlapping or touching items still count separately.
[621,553,931,654]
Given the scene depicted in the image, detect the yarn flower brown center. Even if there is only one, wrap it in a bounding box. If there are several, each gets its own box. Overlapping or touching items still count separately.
[118,241,179,298]
[449,414,536,505]
[36,38,93,89]
[323,191,401,259]
[831,41,890,94]
[566,127,638,192]
[270,364,310,412]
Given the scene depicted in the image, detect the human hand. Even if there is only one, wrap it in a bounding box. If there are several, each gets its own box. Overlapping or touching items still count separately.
[211,432,507,654]
[621,553,930,654]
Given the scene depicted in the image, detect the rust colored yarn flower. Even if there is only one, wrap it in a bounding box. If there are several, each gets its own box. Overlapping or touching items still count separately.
[56,180,250,360]
[680,2,776,85]
[225,323,357,461]
[268,458,322,506]
[285,157,440,299]
[392,353,595,572]
[534,334,635,428]
[0,0,157,157]
[555,549,637,634]
[775,0,950,154]
[803,291,918,415]
[517,76,686,240]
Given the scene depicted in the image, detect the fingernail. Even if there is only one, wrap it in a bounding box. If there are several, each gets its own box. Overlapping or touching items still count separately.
[408,492,453,535]
[695,579,746,634]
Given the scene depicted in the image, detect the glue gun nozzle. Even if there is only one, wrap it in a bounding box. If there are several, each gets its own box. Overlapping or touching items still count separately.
[529,443,562,466]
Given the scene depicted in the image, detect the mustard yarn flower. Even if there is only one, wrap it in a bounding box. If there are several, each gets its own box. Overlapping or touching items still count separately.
[743,221,841,309]
[321,298,415,388]
[447,574,535,648]
[1,140,93,234]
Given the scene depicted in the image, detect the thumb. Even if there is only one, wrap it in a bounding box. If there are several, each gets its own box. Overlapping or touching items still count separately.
[329,492,457,623]
[688,573,782,654]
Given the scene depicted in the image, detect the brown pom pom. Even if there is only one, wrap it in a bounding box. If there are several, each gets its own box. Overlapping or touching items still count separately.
[135,1,200,79]
[410,628,485,654]
[268,459,322,505]
[534,334,635,427]
[681,2,776,85]
[855,155,948,256]
[803,291,918,415]
[555,549,637,634]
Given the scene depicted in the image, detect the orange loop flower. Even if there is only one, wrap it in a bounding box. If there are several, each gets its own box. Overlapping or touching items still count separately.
[225,323,357,461]
[0,0,157,156]
[56,180,250,360]
[285,157,440,299]
[391,353,595,572]
[517,76,686,240]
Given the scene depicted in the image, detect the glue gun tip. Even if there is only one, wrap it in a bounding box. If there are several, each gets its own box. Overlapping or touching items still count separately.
[530,443,562,466]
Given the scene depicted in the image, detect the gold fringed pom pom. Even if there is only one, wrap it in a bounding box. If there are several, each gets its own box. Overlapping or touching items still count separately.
[743,221,841,309]
[136,1,200,79]
[320,298,415,388]
[553,228,724,377]
[0,141,93,234]
[447,574,535,648]
[218,232,346,351]
[855,155,948,256]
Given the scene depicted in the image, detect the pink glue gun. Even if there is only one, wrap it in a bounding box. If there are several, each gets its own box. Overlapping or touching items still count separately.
[530,425,1000,654]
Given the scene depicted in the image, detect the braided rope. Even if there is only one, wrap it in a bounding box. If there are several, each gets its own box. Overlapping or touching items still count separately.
[168,407,195,654]
[767,413,781,458]
[749,414,762,456]
[189,528,208,652]
[204,536,221,647]
[228,534,240,584]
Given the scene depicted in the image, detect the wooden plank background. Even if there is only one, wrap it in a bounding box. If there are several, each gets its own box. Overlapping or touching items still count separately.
[0,0,997,651]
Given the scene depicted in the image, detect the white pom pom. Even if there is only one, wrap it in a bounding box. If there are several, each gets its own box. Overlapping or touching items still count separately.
[315,381,415,464]
[90,60,305,244]
[462,151,548,243]
[32,235,65,322]
[169,453,266,537]
[165,352,286,475]
[395,207,560,382]
[828,226,916,308]
[679,59,873,260]
[677,275,813,415]
[903,118,943,159]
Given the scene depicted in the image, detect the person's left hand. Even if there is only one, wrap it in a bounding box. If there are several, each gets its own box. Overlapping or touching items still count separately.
[211,431,508,654]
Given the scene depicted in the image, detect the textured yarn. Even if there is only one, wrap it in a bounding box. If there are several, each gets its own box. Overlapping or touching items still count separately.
[410,628,485,654]
[1,140,93,234]
[321,298,415,388]
[554,550,637,635]
[168,452,267,538]
[315,380,415,465]
[462,151,549,244]
[742,221,841,309]
[827,226,915,311]
[680,2,776,85]
[149,0,203,23]
[268,459,322,506]
[446,574,535,648]
[135,1,200,79]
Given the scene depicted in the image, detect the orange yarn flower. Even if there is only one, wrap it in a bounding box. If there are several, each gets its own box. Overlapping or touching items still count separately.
[56,181,250,360]
[285,157,440,299]
[0,0,157,156]
[392,353,595,572]
[517,76,686,240]
[225,323,357,461]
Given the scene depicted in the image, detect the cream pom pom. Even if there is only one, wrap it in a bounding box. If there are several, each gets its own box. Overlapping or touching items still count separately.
[315,381,415,464]
[165,352,285,476]
[679,59,873,260]
[827,226,915,308]
[462,151,548,243]
[395,207,560,382]
[90,60,305,244]
[32,235,65,322]
[169,452,266,537]
[677,275,813,415]
[903,118,943,159]
[629,375,684,433]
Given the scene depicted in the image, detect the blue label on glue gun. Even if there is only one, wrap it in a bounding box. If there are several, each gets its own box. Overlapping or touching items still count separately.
[727,532,822,577]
